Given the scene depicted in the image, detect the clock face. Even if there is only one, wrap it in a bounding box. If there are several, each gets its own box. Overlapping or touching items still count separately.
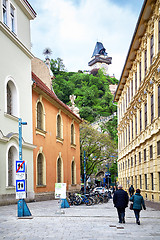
[101,63,108,72]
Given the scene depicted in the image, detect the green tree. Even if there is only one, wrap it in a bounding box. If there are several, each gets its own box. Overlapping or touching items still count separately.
[109,161,118,185]
[50,57,66,74]
[80,121,117,181]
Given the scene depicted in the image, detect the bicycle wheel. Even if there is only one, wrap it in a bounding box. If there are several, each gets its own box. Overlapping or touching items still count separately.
[85,198,92,206]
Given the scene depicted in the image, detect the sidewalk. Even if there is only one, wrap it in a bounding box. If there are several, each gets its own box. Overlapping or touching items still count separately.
[0,199,160,240]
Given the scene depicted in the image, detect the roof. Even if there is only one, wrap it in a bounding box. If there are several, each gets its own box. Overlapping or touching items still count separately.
[92,42,107,57]
[24,0,37,17]
[32,72,82,122]
[114,0,154,102]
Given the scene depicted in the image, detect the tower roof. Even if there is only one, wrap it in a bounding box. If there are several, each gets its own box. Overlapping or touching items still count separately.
[92,42,107,57]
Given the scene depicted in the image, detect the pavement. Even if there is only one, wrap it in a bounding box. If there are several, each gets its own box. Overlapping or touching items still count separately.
[0,198,160,240]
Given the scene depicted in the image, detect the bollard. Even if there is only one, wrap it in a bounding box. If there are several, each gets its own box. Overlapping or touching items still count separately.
[17,199,32,218]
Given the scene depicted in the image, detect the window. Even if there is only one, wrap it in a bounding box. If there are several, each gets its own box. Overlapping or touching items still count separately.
[135,71,137,92]
[139,151,141,164]
[128,86,130,104]
[57,114,62,139]
[131,157,133,167]
[159,172,160,191]
[135,115,137,136]
[131,80,133,98]
[126,93,127,109]
[71,161,76,184]
[139,175,142,189]
[6,80,18,117]
[57,157,62,183]
[3,0,7,25]
[144,149,146,162]
[150,145,153,159]
[151,95,154,122]
[145,49,147,75]
[71,123,75,145]
[126,128,127,146]
[158,86,160,117]
[151,173,154,190]
[37,102,43,130]
[135,154,136,165]
[145,103,147,128]
[37,153,44,186]
[139,61,141,85]
[140,109,142,132]
[159,20,160,51]
[7,83,12,115]
[10,4,15,33]
[132,120,133,140]
[150,35,154,64]
[128,159,130,168]
[8,146,16,187]
[145,174,147,190]
[129,125,130,143]
[135,176,137,189]
[157,140,160,156]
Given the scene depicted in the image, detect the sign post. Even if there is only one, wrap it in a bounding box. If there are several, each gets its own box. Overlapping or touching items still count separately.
[55,183,69,213]
[17,118,32,218]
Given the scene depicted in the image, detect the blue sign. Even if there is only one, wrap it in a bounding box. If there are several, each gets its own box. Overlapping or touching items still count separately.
[105,172,111,176]
[16,180,25,192]
[16,161,25,173]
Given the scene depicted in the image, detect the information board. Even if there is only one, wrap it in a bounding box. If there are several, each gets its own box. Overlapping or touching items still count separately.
[55,183,66,199]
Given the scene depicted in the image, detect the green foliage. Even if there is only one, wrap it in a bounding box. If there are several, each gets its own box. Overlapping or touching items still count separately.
[50,57,66,74]
[80,122,117,180]
[109,161,118,183]
[51,67,118,123]
[100,115,118,143]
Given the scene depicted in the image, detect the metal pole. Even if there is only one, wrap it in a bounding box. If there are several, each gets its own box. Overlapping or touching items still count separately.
[19,118,22,161]
[84,151,86,195]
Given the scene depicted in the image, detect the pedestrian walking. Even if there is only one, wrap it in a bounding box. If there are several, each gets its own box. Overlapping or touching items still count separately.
[130,189,146,225]
[113,185,129,223]
[129,185,135,197]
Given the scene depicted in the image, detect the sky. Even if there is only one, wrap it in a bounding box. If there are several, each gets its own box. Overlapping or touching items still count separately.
[28,0,144,79]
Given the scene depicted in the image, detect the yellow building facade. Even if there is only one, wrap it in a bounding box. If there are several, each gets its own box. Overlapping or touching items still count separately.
[114,0,160,202]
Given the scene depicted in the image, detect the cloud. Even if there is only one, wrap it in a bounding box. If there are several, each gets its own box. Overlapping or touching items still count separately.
[29,0,142,79]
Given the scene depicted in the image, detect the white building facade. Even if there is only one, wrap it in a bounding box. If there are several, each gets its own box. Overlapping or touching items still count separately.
[0,0,36,204]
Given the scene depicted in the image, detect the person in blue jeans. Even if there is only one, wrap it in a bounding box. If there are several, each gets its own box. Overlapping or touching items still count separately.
[130,189,146,225]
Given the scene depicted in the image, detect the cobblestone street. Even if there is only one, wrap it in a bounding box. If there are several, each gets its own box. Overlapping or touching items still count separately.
[0,199,160,240]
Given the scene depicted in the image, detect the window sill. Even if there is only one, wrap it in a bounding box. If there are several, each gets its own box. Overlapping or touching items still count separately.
[4,112,19,121]
[6,186,15,190]
[36,185,46,188]
[71,143,76,149]
[36,128,47,137]
[56,137,64,144]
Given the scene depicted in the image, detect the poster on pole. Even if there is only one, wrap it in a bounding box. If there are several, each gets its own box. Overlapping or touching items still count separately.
[55,183,66,199]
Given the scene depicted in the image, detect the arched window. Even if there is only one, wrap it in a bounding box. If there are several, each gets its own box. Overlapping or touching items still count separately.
[71,160,76,184]
[7,83,12,115]
[8,146,17,187]
[57,157,62,183]
[57,114,62,138]
[37,153,43,186]
[37,102,43,130]
[71,123,75,145]
[6,80,18,116]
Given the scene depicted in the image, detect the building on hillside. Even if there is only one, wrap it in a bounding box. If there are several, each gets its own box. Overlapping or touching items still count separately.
[0,0,36,205]
[88,42,112,75]
[31,58,82,200]
[114,0,160,202]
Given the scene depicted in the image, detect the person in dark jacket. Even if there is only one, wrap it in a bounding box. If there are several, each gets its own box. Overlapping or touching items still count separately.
[113,185,129,223]
[130,189,146,225]
[129,185,135,197]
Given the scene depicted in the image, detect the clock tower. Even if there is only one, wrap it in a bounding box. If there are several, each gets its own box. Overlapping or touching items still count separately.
[88,42,112,75]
